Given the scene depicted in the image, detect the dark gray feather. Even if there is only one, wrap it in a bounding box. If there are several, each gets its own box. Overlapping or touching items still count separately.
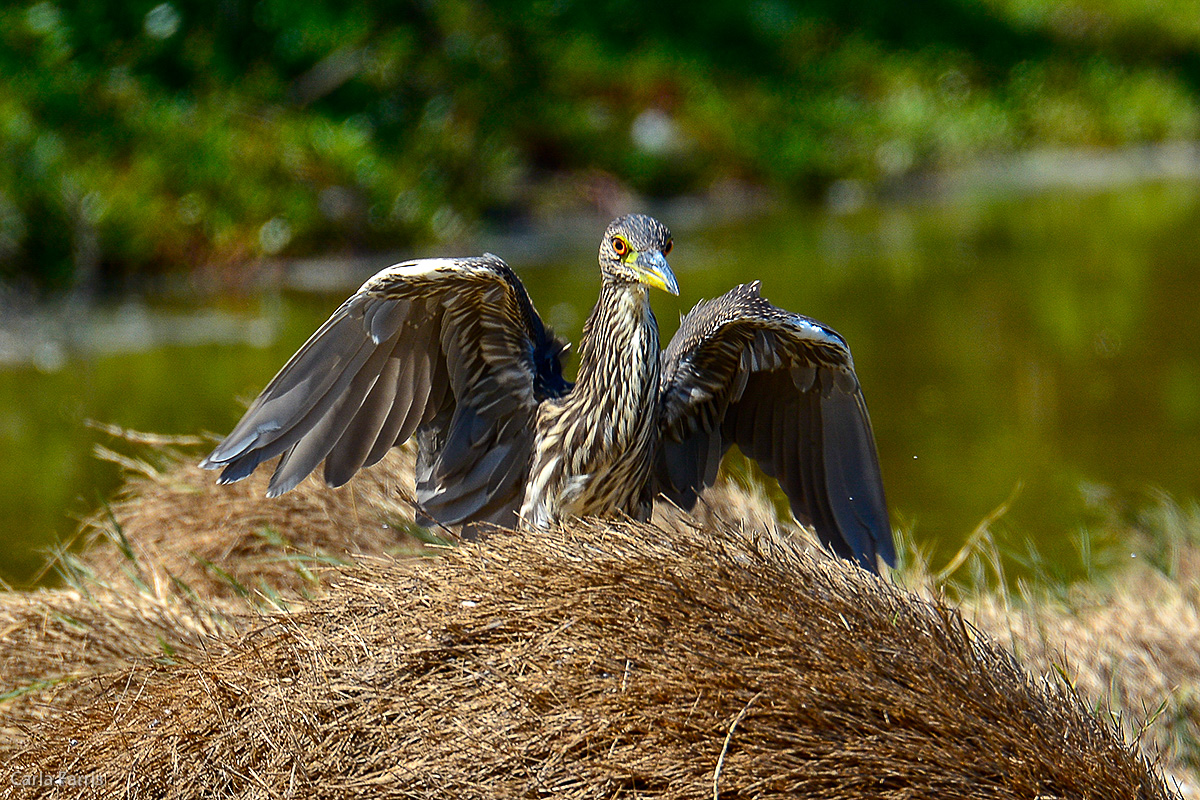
[655,282,893,572]
[202,255,570,527]
[322,353,401,487]
[267,327,400,495]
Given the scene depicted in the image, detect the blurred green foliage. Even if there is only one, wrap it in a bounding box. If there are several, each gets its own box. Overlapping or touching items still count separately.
[3,0,1200,290]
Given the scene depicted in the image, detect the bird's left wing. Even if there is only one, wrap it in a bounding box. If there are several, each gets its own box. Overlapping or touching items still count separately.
[655,282,894,571]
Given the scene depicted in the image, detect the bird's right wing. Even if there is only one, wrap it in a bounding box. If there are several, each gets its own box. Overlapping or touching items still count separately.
[200,255,570,528]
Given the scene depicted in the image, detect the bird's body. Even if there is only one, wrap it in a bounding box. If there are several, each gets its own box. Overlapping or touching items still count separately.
[202,214,895,572]
[524,280,662,526]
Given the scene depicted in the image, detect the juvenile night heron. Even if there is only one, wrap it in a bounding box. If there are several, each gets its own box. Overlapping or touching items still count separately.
[201,214,894,571]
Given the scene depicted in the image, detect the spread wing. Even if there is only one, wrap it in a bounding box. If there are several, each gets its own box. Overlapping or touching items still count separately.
[655,282,893,571]
[200,254,570,528]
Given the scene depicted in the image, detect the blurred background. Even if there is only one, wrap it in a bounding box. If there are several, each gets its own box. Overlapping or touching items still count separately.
[2,0,1199,586]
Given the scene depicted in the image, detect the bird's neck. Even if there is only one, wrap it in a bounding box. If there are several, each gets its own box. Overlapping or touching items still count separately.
[522,279,663,526]
[575,279,661,396]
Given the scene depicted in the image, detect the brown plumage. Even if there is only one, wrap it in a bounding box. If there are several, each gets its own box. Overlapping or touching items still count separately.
[201,214,894,571]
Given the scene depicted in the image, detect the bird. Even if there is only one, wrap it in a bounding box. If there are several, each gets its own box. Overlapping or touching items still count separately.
[200,213,894,572]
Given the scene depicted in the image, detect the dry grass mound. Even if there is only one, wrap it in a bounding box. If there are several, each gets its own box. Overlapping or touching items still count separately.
[2,442,1195,797]
[0,584,232,756]
[6,516,1175,799]
[974,583,1200,798]
[962,502,1200,797]
[75,445,425,602]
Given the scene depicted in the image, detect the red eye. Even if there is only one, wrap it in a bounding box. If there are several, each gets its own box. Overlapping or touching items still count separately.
[663,239,673,255]
[612,236,628,256]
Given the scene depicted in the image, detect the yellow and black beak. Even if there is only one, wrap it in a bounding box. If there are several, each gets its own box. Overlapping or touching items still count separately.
[631,248,679,296]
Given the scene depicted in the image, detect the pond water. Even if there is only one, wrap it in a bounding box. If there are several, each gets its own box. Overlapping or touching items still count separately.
[2,183,1198,586]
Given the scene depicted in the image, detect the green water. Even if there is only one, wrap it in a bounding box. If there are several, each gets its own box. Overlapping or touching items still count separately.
[3,185,1199,586]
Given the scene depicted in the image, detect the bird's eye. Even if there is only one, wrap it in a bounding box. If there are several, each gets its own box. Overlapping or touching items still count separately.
[612,236,628,256]
[662,239,673,256]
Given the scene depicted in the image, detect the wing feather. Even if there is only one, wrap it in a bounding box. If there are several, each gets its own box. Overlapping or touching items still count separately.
[656,282,893,571]
[202,254,571,531]
[363,348,415,469]
[322,351,401,487]
[268,323,403,495]
[208,312,381,469]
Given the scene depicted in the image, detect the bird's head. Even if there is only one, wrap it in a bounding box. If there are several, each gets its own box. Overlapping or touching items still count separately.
[599,214,678,296]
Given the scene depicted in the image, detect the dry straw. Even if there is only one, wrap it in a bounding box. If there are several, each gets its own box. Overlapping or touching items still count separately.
[0,442,1194,799]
